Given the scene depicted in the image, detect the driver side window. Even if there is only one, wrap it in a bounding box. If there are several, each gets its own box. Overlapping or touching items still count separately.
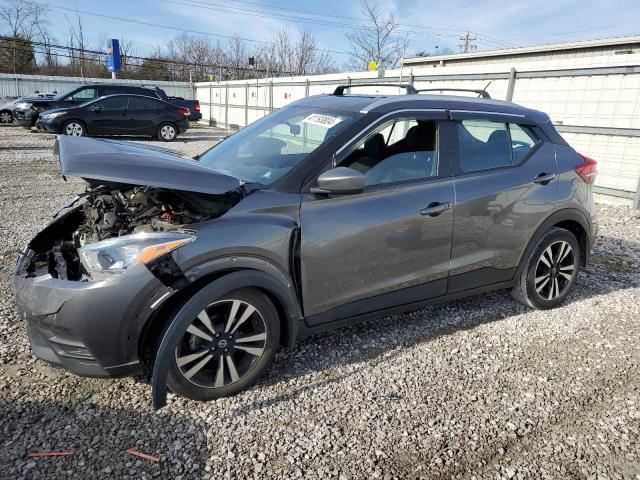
[341,117,439,186]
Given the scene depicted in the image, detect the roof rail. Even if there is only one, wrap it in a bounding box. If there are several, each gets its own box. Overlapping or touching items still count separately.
[416,88,491,99]
[333,83,418,96]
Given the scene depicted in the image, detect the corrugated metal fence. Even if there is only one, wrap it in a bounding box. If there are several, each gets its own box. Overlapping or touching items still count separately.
[0,73,194,99]
[195,65,640,206]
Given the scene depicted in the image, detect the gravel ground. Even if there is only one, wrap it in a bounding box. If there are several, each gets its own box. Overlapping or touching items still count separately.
[0,125,639,480]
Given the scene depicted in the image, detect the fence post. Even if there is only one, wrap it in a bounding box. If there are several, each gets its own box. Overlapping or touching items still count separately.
[269,81,273,113]
[208,83,212,126]
[244,83,249,128]
[305,79,310,97]
[224,83,229,129]
[633,176,640,210]
[506,67,517,101]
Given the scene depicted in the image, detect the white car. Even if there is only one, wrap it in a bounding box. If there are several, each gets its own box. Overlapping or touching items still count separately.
[0,96,15,124]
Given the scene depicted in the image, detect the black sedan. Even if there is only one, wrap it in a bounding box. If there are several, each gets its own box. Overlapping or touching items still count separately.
[36,94,190,141]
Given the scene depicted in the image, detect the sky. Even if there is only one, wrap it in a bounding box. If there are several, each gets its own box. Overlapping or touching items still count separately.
[42,0,640,64]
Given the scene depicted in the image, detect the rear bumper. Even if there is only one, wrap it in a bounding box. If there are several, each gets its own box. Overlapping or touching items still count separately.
[12,253,173,378]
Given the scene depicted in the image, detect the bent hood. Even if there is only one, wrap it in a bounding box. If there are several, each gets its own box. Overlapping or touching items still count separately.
[55,135,244,195]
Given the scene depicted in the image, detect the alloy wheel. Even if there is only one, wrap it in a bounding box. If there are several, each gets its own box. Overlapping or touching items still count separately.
[65,122,84,136]
[160,125,176,140]
[0,112,12,123]
[174,299,267,388]
[534,240,576,301]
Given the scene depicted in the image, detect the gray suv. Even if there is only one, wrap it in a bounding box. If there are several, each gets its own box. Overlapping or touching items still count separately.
[12,84,598,408]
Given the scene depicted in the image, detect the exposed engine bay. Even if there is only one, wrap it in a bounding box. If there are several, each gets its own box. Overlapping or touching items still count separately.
[24,183,241,281]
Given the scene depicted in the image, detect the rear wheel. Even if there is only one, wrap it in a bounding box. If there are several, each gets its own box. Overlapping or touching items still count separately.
[512,227,580,309]
[62,120,86,136]
[157,122,177,141]
[166,288,280,401]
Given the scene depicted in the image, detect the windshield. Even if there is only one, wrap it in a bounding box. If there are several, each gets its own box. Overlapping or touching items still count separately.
[198,106,358,185]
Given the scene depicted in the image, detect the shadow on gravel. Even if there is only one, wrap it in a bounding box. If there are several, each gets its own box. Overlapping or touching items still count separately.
[0,400,208,479]
[230,234,639,418]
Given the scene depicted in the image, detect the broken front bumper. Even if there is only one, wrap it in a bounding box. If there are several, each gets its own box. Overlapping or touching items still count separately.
[12,251,172,378]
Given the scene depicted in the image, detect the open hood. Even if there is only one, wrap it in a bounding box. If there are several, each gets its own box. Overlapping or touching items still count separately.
[55,135,244,195]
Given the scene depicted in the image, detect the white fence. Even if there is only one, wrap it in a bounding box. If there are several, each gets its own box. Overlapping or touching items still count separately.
[0,73,194,99]
[195,62,640,206]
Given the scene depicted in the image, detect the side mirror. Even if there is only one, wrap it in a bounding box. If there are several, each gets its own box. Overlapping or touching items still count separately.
[311,167,366,194]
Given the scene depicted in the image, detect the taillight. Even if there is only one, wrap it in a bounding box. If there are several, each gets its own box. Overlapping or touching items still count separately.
[194,102,200,112]
[575,154,597,183]
[178,107,190,116]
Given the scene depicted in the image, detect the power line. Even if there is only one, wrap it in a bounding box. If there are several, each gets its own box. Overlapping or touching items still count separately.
[162,0,517,50]
[186,0,518,48]
[48,5,353,57]
[0,35,297,76]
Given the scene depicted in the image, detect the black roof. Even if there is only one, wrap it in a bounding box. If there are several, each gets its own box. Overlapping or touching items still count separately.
[292,93,549,123]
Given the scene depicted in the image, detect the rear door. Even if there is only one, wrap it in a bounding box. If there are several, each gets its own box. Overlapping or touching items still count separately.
[449,112,559,292]
[299,111,456,323]
[126,96,161,135]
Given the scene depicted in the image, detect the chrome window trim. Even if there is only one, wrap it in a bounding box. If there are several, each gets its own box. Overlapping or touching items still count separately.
[335,108,446,158]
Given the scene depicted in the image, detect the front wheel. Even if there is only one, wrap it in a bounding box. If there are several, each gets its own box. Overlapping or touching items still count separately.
[166,288,280,401]
[512,227,581,309]
[157,122,177,141]
[62,120,86,136]
[0,110,13,123]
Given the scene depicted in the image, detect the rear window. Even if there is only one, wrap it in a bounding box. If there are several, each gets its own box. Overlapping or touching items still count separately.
[128,96,160,109]
[101,87,124,96]
[98,96,128,110]
[457,120,539,173]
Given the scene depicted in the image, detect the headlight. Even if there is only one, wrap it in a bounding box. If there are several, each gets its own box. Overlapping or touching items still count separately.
[78,232,195,280]
[40,111,66,119]
[15,102,33,109]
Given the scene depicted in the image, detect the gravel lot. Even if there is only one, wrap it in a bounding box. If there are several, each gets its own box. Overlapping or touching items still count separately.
[0,125,639,479]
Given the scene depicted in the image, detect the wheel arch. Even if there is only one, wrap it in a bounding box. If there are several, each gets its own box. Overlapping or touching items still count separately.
[517,208,592,275]
[138,264,302,380]
[149,268,302,409]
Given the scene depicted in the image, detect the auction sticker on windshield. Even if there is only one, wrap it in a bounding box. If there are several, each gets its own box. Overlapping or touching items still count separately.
[302,113,343,128]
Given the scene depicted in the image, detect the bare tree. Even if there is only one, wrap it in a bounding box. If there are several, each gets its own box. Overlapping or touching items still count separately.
[346,0,408,71]
[0,0,48,73]
[414,46,455,57]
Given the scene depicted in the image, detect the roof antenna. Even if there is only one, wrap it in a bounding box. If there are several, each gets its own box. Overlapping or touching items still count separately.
[480,81,492,98]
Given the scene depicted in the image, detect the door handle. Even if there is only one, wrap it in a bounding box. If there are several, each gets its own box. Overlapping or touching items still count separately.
[420,202,450,217]
[533,172,557,184]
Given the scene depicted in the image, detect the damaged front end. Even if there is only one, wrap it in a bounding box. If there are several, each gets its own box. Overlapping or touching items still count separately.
[12,135,251,380]
[22,135,247,282]
[25,184,240,282]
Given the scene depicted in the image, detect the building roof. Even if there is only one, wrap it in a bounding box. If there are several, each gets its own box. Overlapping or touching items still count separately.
[403,35,640,66]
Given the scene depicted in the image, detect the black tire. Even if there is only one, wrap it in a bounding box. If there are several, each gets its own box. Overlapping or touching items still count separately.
[0,110,13,124]
[166,288,280,401]
[62,119,86,136]
[157,122,178,141]
[512,227,581,309]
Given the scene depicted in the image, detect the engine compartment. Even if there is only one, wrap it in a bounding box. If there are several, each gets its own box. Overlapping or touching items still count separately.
[24,183,241,281]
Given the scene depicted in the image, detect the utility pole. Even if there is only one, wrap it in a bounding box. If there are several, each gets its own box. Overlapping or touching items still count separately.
[459,32,478,53]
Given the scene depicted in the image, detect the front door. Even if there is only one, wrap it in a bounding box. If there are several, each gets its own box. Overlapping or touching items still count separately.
[89,96,129,135]
[300,112,455,324]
